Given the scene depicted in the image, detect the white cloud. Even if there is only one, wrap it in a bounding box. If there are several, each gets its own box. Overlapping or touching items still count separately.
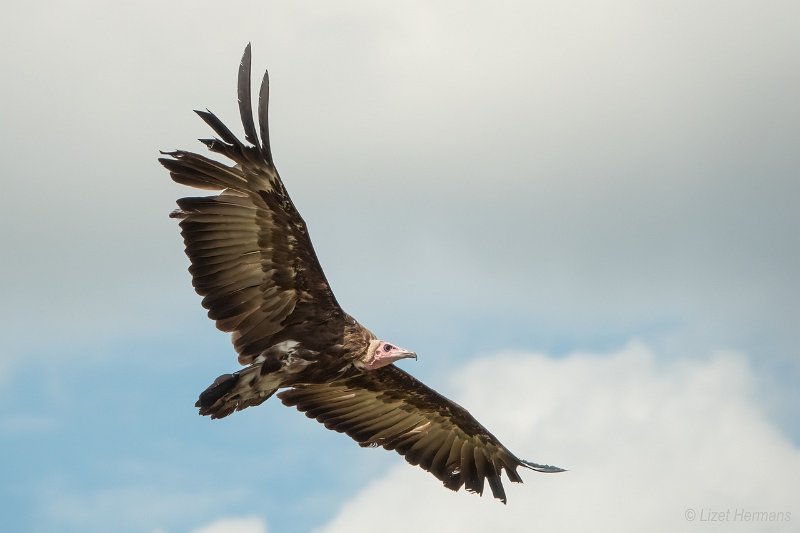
[191,516,268,533]
[1,1,797,362]
[318,342,800,533]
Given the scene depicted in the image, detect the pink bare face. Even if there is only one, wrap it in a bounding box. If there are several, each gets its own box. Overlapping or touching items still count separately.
[362,341,417,370]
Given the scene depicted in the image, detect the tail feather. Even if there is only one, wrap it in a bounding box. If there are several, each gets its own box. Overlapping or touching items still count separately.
[196,364,280,419]
[197,373,238,411]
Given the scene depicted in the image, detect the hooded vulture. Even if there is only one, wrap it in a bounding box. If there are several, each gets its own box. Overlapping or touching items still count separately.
[160,44,563,503]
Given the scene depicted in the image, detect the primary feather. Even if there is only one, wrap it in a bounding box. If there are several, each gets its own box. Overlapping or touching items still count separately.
[160,44,563,503]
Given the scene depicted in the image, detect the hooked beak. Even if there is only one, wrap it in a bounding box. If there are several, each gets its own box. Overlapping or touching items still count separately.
[400,349,417,361]
[367,346,418,370]
[389,348,417,363]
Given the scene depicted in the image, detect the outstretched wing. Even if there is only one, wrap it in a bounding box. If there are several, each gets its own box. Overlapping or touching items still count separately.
[277,365,564,503]
[160,44,343,364]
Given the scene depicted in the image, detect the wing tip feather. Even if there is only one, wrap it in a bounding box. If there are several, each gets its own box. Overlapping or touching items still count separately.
[238,43,262,151]
[257,62,273,166]
[521,459,567,473]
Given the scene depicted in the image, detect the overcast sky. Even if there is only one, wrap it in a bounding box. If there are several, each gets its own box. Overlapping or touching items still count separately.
[1,1,798,532]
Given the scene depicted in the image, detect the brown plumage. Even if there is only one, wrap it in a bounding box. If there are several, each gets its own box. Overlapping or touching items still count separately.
[160,44,563,503]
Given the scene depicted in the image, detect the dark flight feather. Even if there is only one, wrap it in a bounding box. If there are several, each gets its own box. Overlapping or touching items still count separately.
[161,45,563,503]
[237,44,260,151]
[277,365,563,503]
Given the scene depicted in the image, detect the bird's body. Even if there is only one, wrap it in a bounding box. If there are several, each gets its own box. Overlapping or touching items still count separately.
[160,44,563,503]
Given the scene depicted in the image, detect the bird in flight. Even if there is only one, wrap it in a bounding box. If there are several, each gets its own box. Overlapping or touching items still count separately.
[160,44,563,503]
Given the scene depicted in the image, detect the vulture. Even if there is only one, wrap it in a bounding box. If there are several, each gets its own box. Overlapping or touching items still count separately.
[160,44,563,503]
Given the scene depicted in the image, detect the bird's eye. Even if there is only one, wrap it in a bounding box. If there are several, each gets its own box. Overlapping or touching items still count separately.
[384,344,393,352]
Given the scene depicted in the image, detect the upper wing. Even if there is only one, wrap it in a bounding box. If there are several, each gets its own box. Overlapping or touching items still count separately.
[277,365,564,503]
[160,44,343,364]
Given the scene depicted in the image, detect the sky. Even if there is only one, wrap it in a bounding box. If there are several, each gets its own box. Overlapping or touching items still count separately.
[1,1,798,531]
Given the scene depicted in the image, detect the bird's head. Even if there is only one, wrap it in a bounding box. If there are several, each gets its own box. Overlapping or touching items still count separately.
[359,340,417,370]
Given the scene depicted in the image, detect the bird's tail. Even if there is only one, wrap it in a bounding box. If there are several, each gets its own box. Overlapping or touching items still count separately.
[195,364,280,419]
